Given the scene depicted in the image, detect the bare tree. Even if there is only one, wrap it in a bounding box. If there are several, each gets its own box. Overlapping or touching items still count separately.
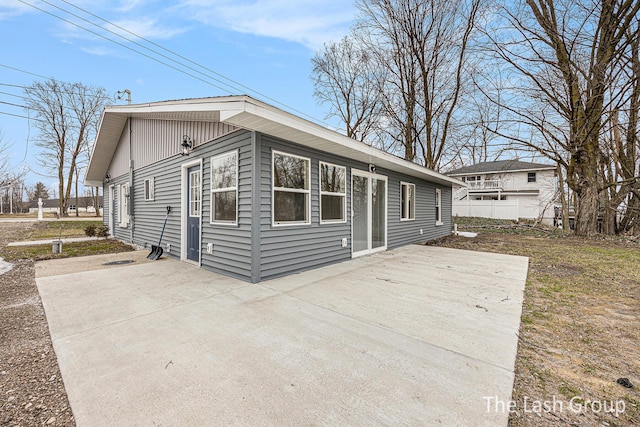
[312,0,483,170]
[485,0,640,236]
[312,36,386,142]
[0,131,11,188]
[24,79,108,217]
[362,0,482,168]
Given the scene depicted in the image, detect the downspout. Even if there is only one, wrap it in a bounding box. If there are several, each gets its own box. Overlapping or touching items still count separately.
[129,117,134,244]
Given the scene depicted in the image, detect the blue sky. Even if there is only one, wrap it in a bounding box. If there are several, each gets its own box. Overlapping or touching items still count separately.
[0,0,356,190]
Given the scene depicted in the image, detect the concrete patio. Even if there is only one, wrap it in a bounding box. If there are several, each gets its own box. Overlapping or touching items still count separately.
[35,245,528,426]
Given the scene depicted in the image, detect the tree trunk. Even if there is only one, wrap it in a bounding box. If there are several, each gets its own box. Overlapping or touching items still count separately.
[556,163,570,234]
[75,171,79,217]
[95,186,100,217]
[573,184,600,236]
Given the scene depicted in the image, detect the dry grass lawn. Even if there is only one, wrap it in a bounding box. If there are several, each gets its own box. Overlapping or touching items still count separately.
[429,224,639,426]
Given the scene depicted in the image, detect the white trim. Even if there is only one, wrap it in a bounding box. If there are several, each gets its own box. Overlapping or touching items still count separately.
[435,188,443,226]
[86,96,463,188]
[449,166,555,177]
[400,181,416,221]
[351,169,388,258]
[108,184,115,236]
[319,161,347,225]
[118,182,130,228]
[144,177,154,201]
[189,169,202,218]
[180,158,203,265]
[271,150,311,227]
[210,150,239,226]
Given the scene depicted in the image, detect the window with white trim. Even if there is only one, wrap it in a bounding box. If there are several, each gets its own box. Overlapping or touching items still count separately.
[435,188,443,225]
[400,182,415,220]
[273,151,310,225]
[319,162,346,223]
[189,170,201,217]
[210,151,238,224]
[144,178,154,201]
[119,182,130,227]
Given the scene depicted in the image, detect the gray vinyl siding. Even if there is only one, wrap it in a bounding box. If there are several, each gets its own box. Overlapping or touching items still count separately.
[258,134,352,281]
[130,129,253,280]
[103,118,452,283]
[201,131,253,280]
[108,118,238,179]
[386,171,452,249]
[131,119,238,169]
[257,133,452,281]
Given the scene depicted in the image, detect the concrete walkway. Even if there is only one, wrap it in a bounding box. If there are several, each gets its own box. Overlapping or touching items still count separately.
[36,246,529,426]
[0,217,103,223]
[7,236,101,247]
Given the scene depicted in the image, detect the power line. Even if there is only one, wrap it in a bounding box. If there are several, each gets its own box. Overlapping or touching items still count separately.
[0,82,29,90]
[0,110,43,122]
[0,91,30,101]
[16,0,239,96]
[0,100,27,109]
[56,0,327,124]
[16,0,331,127]
[0,64,51,80]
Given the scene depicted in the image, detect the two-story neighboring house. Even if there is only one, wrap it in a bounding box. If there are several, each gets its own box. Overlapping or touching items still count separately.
[447,160,557,225]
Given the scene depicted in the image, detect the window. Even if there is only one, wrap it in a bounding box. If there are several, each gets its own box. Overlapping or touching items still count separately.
[319,162,346,223]
[435,188,442,226]
[273,151,310,225]
[144,178,154,201]
[189,170,201,217]
[400,182,415,220]
[210,151,238,224]
[119,182,130,227]
[528,172,537,182]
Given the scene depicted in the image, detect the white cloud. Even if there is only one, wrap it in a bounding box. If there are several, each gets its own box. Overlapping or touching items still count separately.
[80,45,114,56]
[177,0,355,50]
[0,0,37,20]
[105,18,188,41]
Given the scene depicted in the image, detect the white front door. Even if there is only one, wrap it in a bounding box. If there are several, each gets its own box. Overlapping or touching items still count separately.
[352,170,387,257]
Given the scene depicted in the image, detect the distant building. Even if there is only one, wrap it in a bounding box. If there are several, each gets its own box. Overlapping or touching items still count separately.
[447,160,557,225]
[27,196,103,214]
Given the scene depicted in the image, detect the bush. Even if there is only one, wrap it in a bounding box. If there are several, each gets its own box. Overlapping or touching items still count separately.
[84,224,96,237]
[96,225,109,238]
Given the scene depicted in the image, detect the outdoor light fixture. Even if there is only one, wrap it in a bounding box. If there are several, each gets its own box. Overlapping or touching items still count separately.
[104,173,111,183]
[181,135,193,156]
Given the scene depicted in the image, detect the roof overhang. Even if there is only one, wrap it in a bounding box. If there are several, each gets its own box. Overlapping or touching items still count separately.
[448,166,556,177]
[85,95,464,187]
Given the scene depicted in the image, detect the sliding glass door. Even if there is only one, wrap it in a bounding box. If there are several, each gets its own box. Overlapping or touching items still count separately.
[352,170,387,257]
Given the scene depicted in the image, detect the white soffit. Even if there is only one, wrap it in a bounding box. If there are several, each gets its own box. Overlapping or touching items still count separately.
[85,96,464,187]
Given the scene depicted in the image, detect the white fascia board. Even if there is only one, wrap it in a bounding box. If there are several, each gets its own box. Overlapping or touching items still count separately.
[449,166,556,176]
[224,98,464,187]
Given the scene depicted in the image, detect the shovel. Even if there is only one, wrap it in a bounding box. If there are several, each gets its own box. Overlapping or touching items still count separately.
[148,206,171,260]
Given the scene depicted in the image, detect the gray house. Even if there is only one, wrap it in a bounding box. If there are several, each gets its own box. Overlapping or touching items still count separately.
[85,96,462,282]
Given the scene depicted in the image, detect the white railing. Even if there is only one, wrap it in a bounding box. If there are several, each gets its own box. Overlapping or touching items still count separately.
[452,199,519,220]
[467,179,502,190]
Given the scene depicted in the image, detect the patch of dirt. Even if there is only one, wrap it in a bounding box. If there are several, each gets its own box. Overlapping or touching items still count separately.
[0,222,75,426]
